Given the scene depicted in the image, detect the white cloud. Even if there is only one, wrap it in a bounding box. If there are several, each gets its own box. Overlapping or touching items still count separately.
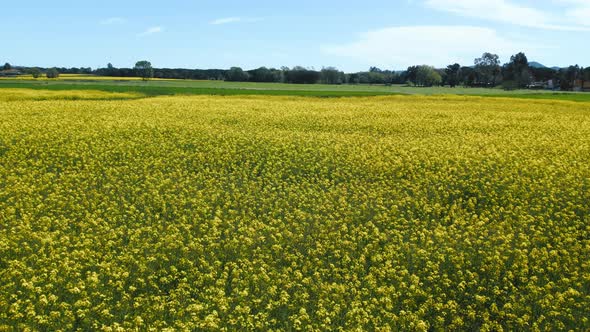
[211,17,242,25]
[558,0,590,26]
[138,26,163,36]
[322,26,533,68]
[568,8,590,25]
[210,17,262,25]
[100,17,126,25]
[425,0,590,31]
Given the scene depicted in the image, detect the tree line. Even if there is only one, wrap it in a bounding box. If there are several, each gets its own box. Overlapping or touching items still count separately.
[3,51,590,90]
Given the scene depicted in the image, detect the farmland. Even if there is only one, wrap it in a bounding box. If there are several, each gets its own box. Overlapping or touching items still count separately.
[1,89,590,330]
[3,75,590,102]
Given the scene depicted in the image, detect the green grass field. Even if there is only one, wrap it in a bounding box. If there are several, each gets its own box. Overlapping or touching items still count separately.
[2,76,590,101]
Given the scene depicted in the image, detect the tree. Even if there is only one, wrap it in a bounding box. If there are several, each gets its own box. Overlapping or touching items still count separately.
[474,53,501,87]
[248,67,278,82]
[3,63,11,71]
[405,66,419,85]
[134,60,154,81]
[348,73,360,84]
[578,67,586,91]
[320,67,344,84]
[283,66,320,84]
[559,65,581,91]
[225,67,249,82]
[30,67,41,79]
[583,67,590,90]
[460,66,476,87]
[415,65,442,87]
[367,71,386,84]
[381,70,402,85]
[46,68,59,79]
[503,52,531,88]
[106,63,116,76]
[271,69,284,83]
[530,67,556,82]
[445,63,461,87]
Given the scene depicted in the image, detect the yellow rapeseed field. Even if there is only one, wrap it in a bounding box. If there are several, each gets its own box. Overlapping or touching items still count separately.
[0,88,142,101]
[0,74,187,81]
[0,92,589,330]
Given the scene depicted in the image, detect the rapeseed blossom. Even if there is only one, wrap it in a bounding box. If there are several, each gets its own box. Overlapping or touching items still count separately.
[1,93,589,330]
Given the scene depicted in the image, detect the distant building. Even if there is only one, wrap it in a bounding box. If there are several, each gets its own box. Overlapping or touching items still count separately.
[528,80,556,90]
[527,81,546,90]
[573,79,590,92]
[0,69,21,77]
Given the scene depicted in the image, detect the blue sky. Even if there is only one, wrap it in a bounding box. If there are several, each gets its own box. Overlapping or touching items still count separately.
[2,0,589,71]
